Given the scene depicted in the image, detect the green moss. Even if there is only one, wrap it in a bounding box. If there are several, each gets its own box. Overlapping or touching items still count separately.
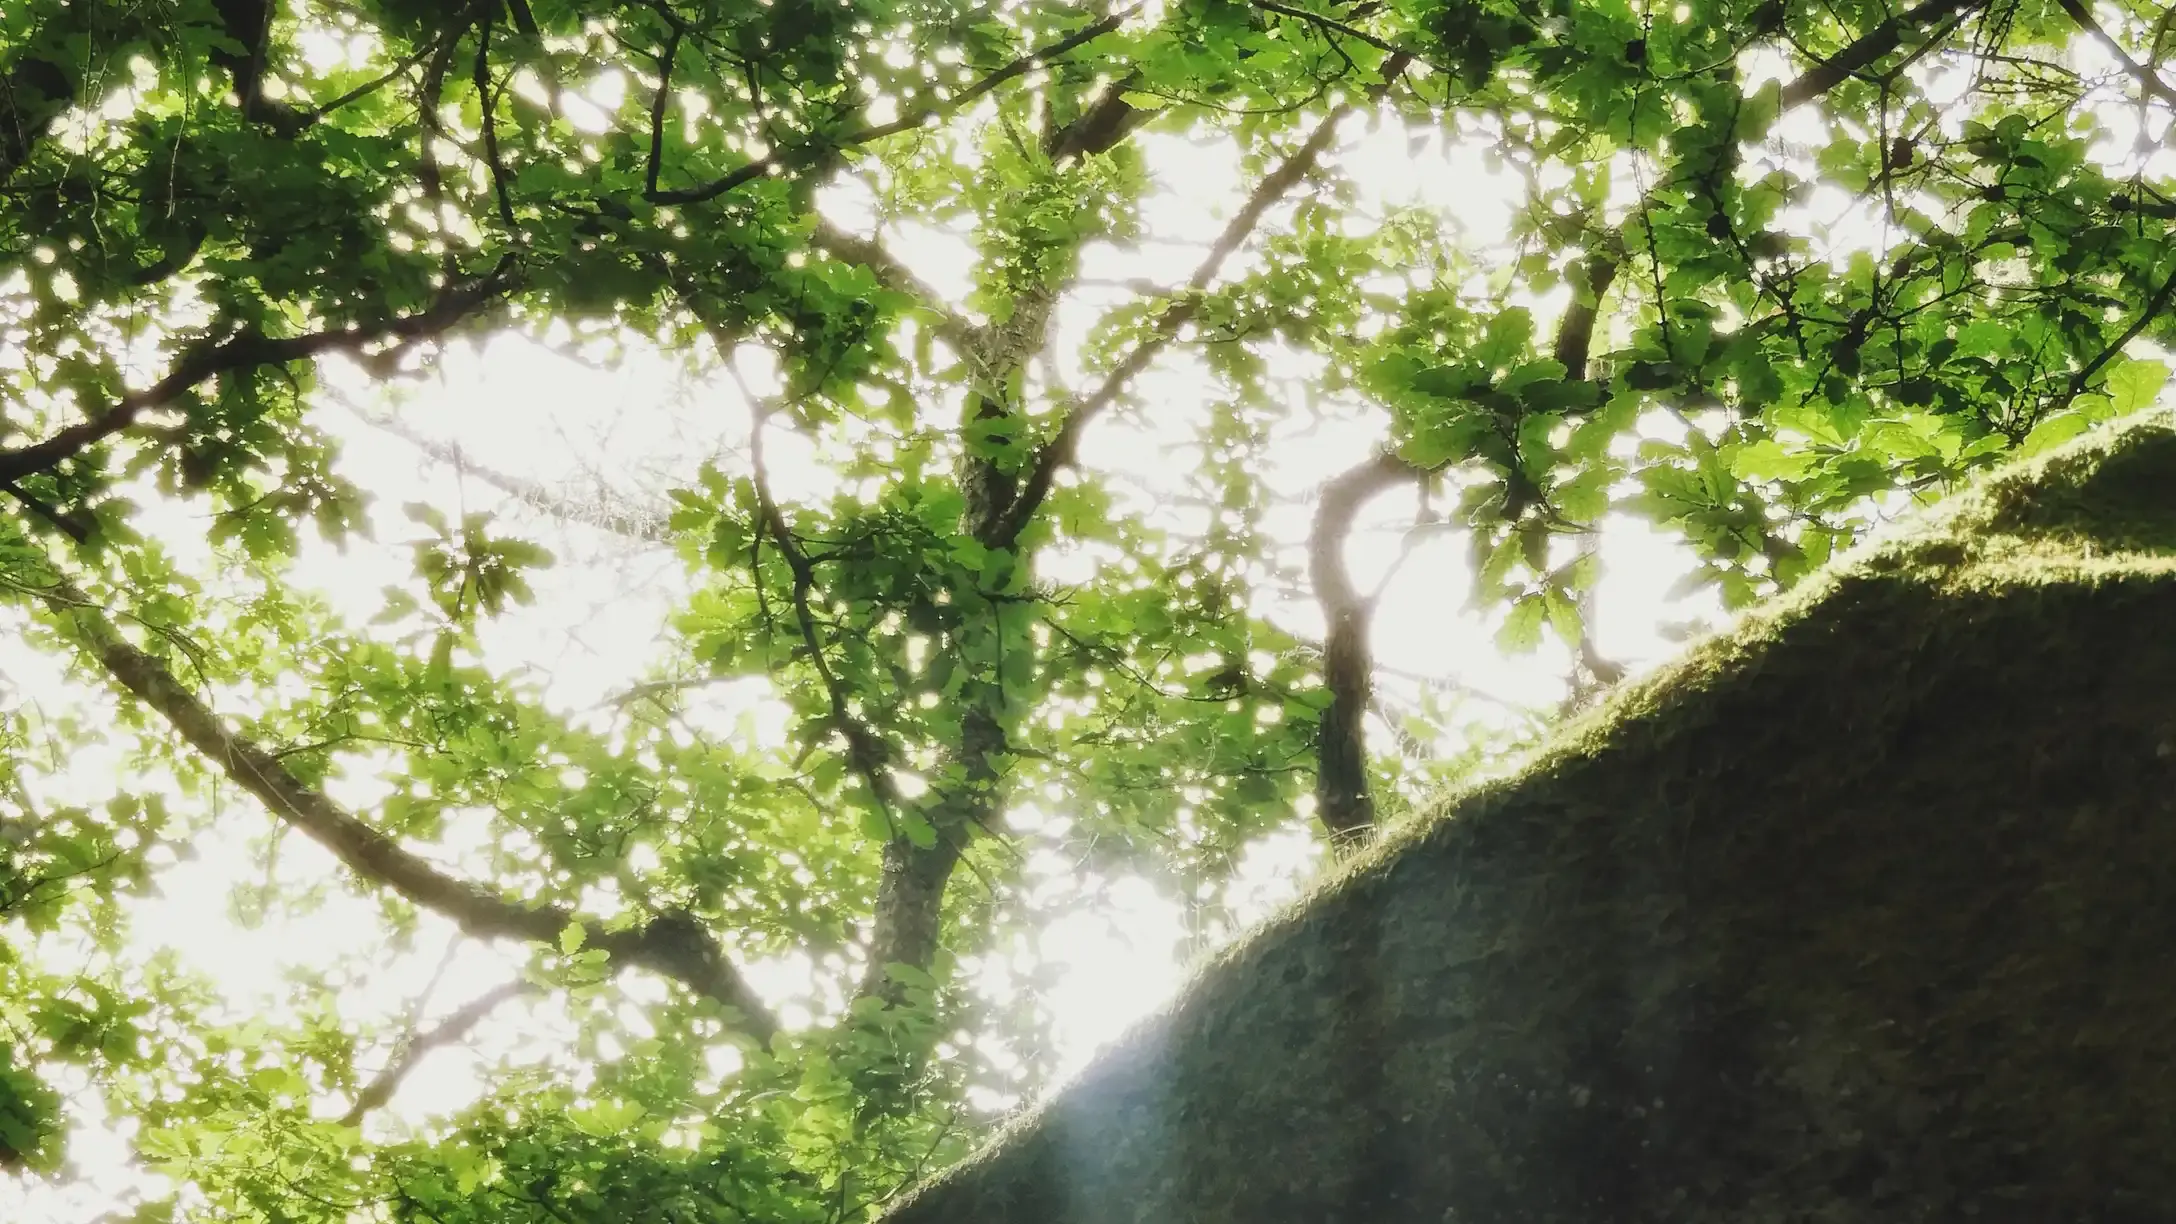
[1979,426,2176,551]
[886,412,2176,1223]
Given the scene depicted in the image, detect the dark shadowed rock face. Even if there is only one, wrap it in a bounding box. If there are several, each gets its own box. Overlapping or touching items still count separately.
[884,417,2176,1224]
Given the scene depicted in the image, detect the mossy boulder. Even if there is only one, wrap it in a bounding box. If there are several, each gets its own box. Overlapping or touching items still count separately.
[887,414,2176,1223]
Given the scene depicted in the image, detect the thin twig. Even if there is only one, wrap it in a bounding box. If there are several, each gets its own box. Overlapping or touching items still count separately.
[645,8,1142,205]
[994,54,1414,547]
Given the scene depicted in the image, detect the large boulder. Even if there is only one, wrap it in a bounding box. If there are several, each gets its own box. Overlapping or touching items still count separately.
[886,414,2176,1223]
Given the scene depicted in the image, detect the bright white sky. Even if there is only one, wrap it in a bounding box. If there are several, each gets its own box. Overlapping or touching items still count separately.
[8,18,2171,1220]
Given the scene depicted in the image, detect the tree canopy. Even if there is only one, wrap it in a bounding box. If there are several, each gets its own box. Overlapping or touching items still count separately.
[1,0,2172,1218]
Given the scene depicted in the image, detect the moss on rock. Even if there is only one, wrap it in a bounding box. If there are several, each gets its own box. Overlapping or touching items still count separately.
[885,412,2176,1223]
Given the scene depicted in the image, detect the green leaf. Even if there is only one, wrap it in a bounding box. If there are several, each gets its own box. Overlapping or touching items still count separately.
[1478,529,1524,592]
[370,586,420,625]
[2106,357,2171,416]
[1734,80,1783,142]
[2018,410,2090,458]
[1955,320,2010,357]
[1728,438,1816,482]
[402,502,449,533]
[427,632,456,685]
[884,961,937,990]
[559,922,586,955]
[1554,466,1614,521]
[1477,308,1535,368]
[1543,586,1583,647]
[1500,359,1567,394]
[1496,594,1548,652]
[1400,415,1484,468]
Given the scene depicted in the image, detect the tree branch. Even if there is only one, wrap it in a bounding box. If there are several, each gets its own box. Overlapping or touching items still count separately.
[1564,537,1624,712]
[2056,261,2176,408]
[857,836,964,1005]
[1307,450,1427,849]
[642,20,684,201]
[208,0,309,133]
[2052,0,2176,106]
[341,404,672,544]
[1044,74,1149,164]
[645,7,1142,206]
[1551,252,1622,382]
[1778,0,1986,107]
[713,352,970,1018]
[24,576,778,1042]
[0,270,514,486]
[1249,0,1417,61]
[993,55,1414,548]
[303,29,456,124]
[711,352,907,828]
[339,979,535,1125]
[807,219,982,350]
[473,19,518,230]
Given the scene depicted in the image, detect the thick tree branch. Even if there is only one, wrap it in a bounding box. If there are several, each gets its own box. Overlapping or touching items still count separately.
[2052,0,2176,106]
[473,21,518,230]
[1551,253,1622,382]
[0,479,94,542]
[1564,537,1624,712]
[208,0,308,132]
[731,212,1063,1036]
[24,577,778,1042]
[0,271,514,486]
[850,632,1009,1013]
[645,7,1142,205]
[680,296,934,1025]
[1307,450,1427,849]
[415,14,466,207]
[1044,74,1149,164]
[857,837,964,1004]
[714,346,972,1015]
[642,21,685,201]
[1779,0,1986,106]
[993,56,1413,548]
[1309,210,1637,844]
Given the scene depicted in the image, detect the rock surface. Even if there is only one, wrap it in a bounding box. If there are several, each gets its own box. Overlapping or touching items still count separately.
[885,414,2176,1223]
